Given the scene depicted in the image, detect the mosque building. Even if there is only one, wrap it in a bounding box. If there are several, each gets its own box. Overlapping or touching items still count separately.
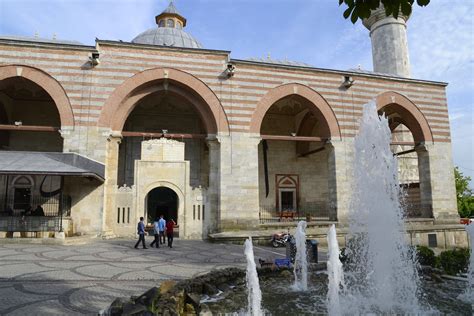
[0,2,467,246]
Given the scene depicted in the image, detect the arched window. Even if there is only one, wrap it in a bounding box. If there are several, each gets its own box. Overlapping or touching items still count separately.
[158,20,165,27]
[12,176,33,211]
[167,19,175,28]
[176,21,182,29]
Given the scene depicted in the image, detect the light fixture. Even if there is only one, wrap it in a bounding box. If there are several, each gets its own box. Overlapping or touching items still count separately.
[341,75,354,88]
[14,121,22,126]
[291,132,296,137]
[89,52,100,66]
[225,63,235,78]
[162,129,168,135]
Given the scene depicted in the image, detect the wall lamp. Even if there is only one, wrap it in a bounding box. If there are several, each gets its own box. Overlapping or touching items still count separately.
[225,63,235,78]
[341,75,354,88]
[89,52,100,67]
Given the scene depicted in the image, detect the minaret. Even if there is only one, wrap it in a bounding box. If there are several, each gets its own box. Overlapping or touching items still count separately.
[363,6,411,77]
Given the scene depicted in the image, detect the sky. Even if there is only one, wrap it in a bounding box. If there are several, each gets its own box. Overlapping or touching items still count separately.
[0,0,473,187]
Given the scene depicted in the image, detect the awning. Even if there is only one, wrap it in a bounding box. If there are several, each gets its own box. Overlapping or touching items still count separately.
[0,151,105,181]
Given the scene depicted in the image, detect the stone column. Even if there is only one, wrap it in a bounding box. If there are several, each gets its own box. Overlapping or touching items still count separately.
[218,133,261,231]
[206,137,220,233]
[102,133,122,236]
[327,139,354,224]
[416,144,433,218]
[418,143,458,222]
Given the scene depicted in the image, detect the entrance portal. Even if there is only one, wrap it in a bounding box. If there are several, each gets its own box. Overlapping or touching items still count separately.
[146,187,178,223]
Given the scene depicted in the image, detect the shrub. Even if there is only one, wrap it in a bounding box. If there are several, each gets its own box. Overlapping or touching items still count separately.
[416,246,436,267]
[438,248,470,275]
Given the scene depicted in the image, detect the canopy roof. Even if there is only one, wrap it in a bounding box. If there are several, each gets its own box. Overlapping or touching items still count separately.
[0,151,105,181]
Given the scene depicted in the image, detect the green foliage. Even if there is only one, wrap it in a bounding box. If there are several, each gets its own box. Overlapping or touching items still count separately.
[454,167,474,218]
[416,245,435,266]
[338,0,430,24]
[438,248,470,275]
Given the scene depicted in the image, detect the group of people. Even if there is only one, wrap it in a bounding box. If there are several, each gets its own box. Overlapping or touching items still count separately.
[134,215,176,249]
[3,205,45,217]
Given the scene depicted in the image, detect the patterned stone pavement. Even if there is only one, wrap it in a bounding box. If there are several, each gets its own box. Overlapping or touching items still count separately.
[0,239,287,315]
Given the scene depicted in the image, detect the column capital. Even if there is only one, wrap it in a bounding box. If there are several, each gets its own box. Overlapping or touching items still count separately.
[107,131,123,143]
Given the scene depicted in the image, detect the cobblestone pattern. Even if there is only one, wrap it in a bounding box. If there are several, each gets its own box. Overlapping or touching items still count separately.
[0,239,286,315]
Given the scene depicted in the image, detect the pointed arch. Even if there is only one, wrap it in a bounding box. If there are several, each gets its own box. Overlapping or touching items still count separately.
[0,65,74,128]
[249,83,341,139]
[98,67,229,135]
[376,91,433,143]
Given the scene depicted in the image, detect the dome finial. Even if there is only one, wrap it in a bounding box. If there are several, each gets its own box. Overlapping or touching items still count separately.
[155,0,186,28]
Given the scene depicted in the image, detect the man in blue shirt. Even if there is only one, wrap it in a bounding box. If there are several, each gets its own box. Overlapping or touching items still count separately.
[158,215,166,245]
[149,217,160,248]
[134,217,148,249]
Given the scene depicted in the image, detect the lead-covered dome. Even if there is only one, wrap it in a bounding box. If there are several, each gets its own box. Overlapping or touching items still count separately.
[132,1,203,49]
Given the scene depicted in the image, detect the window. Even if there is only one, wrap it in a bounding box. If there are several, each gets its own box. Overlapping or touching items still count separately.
[279,189,296,212]
[176,21,182,29]
[14,188,31,210]
[158,20,165,27]
[167,19,175,28]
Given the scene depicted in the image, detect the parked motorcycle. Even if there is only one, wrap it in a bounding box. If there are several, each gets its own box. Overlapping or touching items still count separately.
[271,231,292,248]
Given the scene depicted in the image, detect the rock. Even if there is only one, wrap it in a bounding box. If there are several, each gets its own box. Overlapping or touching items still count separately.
[186,293,201,310]
[202,283,218,295]
[185,303,196,314]
[280,270,293,278]
[122,302,147,315]
[199,304,213,316]
[108,297,127,316]
[135,287,159,306]
[160,280,177,294]
[216,283,230,292]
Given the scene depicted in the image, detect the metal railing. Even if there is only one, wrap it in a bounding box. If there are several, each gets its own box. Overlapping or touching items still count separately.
[0,194,71,233]
[0,216,61,233]
[259,202,330,224]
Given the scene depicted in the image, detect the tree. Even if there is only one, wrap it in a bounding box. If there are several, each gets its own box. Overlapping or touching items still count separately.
[339,0,430,24]
[454,167,474,218]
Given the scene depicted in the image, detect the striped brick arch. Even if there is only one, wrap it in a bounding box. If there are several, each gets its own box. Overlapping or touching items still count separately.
[249,83,341,139]
[376,91,433,143]
[0,65,74,128]
[98,67,229,135]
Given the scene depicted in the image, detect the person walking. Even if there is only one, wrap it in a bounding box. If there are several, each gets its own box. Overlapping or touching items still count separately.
[134,217,147,249]
[149,217,160,248]
[166,218,176,248]
[158,215,166,245]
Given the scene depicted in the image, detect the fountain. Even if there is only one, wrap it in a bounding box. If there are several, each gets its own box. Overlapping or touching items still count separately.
[244,237,263,316]
[340,100,422,313]
[293,221,308,291]
[200,101,472,315]
[327,224,344,316]
[460,224,474,304]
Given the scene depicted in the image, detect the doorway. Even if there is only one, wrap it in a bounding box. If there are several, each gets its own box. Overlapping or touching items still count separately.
[146,187,178,223]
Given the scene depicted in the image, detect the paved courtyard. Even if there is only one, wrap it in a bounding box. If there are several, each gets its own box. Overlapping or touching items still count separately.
[0,239,287,315]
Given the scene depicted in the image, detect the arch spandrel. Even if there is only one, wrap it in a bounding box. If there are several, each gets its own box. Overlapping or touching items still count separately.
[0,65,74,128]
[98,67,229,135]
[376,91,433,143]
[249,83,341,139]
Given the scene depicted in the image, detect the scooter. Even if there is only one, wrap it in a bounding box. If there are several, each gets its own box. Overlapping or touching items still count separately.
[271,230,292,248]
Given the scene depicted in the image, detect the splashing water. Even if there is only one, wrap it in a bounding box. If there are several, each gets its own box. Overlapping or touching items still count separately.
[293,221,308,291]
[341,101,422,313]
[327,224,344,316]
[244,237,263,316]
[459,224,474,304]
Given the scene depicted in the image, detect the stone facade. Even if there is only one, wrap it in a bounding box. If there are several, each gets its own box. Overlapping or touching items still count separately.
[0,4,464,245]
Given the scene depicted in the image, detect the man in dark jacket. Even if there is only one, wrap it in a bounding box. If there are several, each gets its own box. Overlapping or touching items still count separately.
[134,217,148,249]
